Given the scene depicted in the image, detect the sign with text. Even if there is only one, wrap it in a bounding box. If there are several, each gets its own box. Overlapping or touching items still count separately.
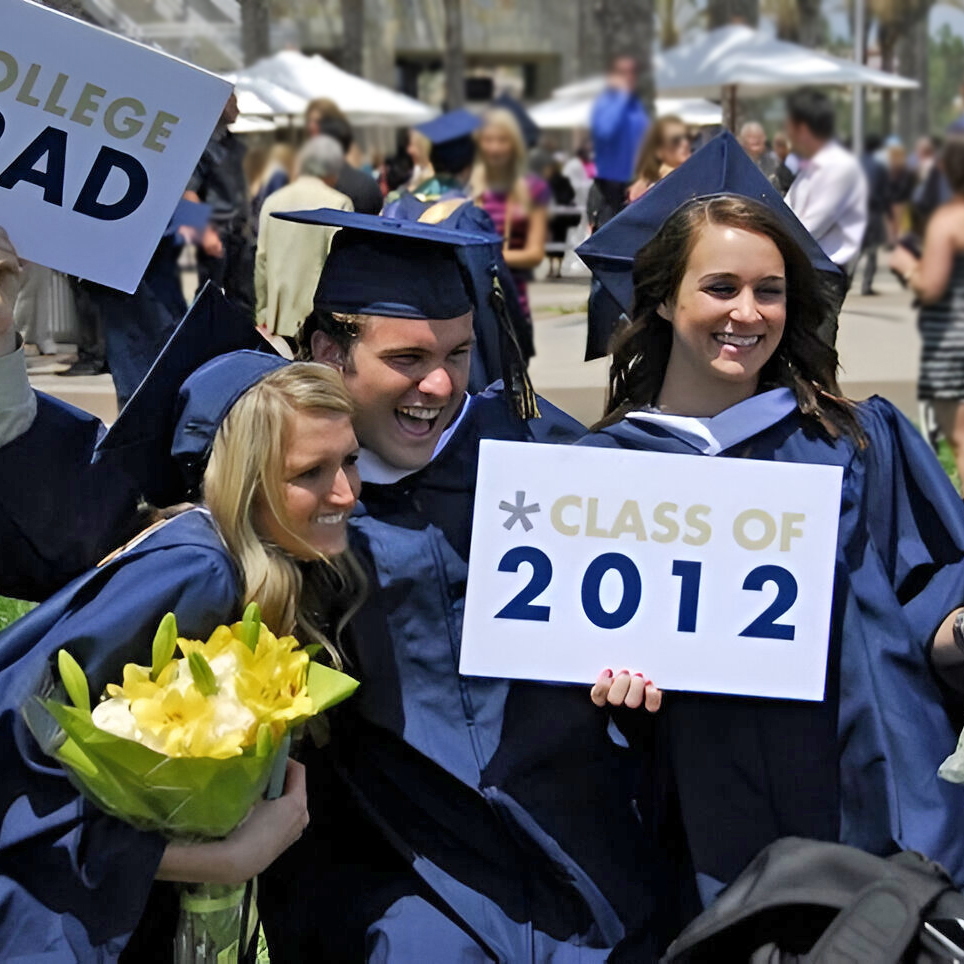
[0,0,231,291]
[460,441,843,701]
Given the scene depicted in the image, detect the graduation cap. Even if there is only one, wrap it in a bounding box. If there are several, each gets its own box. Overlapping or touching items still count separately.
[577,130,842,317]
[492,93,540,149]
[94,282,283,506]
[415,108,481,174]
[272,207,540,420]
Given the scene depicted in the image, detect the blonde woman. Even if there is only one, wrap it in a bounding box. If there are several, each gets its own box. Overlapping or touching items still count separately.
[627,114,691,202]
[406,128,435,189]
[0,350,363,961]
[471,107,550,356]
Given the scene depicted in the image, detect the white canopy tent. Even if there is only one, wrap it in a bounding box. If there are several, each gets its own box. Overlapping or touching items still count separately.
[226,51,438,127]
[530,95,722,130]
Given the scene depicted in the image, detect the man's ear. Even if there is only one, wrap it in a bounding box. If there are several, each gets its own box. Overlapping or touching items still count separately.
[656,301,673,323]
[311,329,347,369]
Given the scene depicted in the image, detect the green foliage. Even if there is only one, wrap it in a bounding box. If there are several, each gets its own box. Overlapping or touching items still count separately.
[931,25,964,133]
[0,597,34,631]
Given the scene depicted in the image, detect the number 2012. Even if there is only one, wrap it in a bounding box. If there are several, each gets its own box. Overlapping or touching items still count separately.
[493,546,798,640]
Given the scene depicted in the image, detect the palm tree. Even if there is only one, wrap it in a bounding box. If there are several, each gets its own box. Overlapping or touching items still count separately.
[656,0,702,49]
[240,0,271,65]
[762,0,823,45]
[707,0,759,28]
[341,0,364,76]
[598,0,656,114]
[443,0,465,109]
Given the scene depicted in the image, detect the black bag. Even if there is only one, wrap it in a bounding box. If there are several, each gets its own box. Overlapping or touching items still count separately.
[658,838,964,964]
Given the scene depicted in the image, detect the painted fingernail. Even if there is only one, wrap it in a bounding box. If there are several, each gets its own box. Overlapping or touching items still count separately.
[617,669,630,676]
[603,668,613,678]
[633,673,645,678]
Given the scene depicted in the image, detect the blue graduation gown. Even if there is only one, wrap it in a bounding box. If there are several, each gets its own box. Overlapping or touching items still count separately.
[580,395,964,891]
[0,393,142,602]
[0,509,239,962]
[261,387,678,963]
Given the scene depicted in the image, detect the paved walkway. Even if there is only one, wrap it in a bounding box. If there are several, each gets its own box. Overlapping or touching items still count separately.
[25,261,920,430]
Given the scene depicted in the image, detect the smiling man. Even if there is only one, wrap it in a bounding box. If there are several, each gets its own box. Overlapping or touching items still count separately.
[255,211,673,963]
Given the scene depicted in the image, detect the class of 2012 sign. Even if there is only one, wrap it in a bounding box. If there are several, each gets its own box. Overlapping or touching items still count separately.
[0,0,231,292]
[460,441,844,702]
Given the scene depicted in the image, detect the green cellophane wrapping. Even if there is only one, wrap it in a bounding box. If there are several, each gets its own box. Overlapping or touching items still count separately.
[31,662,358,838]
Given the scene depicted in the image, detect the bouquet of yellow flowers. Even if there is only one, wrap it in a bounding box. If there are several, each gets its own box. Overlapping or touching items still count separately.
[26,603,358,962]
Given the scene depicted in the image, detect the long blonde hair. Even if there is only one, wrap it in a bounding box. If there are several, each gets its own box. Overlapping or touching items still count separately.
[203,363,363,667]
[469,107,531,210]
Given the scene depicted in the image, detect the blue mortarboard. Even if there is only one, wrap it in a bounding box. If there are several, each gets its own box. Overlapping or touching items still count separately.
[94,283,282,505]
[577,130,842,315]
[272,208,498,321]
[492,93,540,149]
[415,108,481,173]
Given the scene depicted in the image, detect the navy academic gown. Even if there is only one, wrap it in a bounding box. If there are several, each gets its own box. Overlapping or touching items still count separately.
[580,392,964,898]
[260,386,682,963]
[0,393,142,602]
[0,509,240,962]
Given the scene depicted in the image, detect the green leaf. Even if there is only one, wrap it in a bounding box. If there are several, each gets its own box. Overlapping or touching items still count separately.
[240,602,261,653]
[188,651,218,697]
[151,612,178,681]
[58,649,90,712]
[256,724,274,758]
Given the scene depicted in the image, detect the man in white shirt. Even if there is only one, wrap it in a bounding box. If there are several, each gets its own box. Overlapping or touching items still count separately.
[785,89,867,344]
[255,135,353,341]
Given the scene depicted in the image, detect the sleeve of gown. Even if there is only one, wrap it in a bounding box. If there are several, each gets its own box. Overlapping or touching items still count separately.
[1,539,239,959]
[0,337,37,446]
[860,397,964,646]
[0,393,142,601]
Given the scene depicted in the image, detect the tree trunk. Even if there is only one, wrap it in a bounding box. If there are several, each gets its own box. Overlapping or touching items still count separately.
[240,0,271,66]
[707,0,759,28]
[443,0,465,110]
[896,5,930,144]
[598,0,656,116]
[795,0,822,46]
[341,0,364,76]
[879,24,898,137]
[579,0,606,74]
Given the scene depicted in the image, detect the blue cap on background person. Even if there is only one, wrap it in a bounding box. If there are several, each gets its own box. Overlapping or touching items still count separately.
[94,283,282,505]
[273,207,540,420]
[577,130,842,315]
[415,109,482,174]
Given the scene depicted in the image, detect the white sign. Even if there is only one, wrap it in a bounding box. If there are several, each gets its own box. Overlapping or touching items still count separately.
[460,441,843,701]
[0,0,231,292]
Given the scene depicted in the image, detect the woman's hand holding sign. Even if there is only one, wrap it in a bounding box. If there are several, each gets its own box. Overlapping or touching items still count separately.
[591,669,663,713]
[0,226,23,356]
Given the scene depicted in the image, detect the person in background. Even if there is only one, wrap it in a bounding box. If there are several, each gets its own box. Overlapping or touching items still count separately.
[739,121,779,179]
[471,107,550,358]
[857,133,889,296]
[305,99,383,216]
[770,131,797,194]
[912,135,948,235]
[627,114,691,202]
[543,154,579,279]
[589,54,649,227]
[383,109,482,211]
[184,91,255,316]
[405,129,434,189]
[250,143,296,234]
[890,135,964,490]
[563,142,595,212]
[785,88,867,339]
[255,136,353,343]
[886,141,916,245]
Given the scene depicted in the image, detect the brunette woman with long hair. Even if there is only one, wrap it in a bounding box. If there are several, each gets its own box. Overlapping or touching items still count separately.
[586,183,964,911]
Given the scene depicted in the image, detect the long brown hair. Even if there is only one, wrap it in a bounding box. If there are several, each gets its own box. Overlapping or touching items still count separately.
[602,195,865,444]
[633,115,686,187]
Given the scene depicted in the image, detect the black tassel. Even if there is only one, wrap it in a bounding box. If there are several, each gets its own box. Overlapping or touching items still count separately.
[489,271,540,421]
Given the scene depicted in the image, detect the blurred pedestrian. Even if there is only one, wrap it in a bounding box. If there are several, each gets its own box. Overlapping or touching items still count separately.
[250,143,296,233]
[14,266,74,357]
[886,142,915,245]
[739,121,779,179]
[562,142,594,211]
[785,88,867,339]
[857,134,889,296]
[589,54,649,228]
[912,135,949,235]
[405,129,434,188]
[627,114,691,202]
[771,131,797,194]
[305,99,383,215]
[471,108,550,358]
[543,154,579,279]
[890,135,964,490]
[255,136,353,342]
[184,91,255,315]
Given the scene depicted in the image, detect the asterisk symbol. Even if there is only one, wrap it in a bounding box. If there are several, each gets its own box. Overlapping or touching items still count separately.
[499,491,541,531]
